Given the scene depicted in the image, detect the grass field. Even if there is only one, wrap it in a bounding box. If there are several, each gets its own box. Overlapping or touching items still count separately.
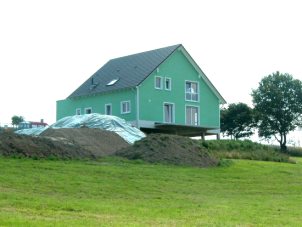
[0,157,302,226]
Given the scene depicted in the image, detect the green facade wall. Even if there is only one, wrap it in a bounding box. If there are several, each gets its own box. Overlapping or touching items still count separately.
[56,89,136,122]
[57,47,221,129]
[138,48,220,128]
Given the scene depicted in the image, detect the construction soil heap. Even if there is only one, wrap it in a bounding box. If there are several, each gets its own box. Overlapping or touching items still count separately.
[0,131,95,159]
[40,128,129,157]
[115,133,219,167]
[1,129,218,168]
[0,128,129,159]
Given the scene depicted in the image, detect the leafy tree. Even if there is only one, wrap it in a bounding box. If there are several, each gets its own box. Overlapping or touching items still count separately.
[252,71,302,151]
[11,115,24,128]
[220,102,255,140]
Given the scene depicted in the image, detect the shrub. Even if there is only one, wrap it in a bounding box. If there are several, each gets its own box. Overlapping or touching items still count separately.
[201,140,293,163]
[284,146,302,157]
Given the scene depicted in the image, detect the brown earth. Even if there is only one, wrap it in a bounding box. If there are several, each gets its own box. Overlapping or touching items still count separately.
[0,131,95,159]
[0,129,218,167]
[115,133,219,167]
[40,128,129,157]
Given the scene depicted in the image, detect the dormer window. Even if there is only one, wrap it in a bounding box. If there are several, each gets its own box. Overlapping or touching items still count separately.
[107,78,119,86]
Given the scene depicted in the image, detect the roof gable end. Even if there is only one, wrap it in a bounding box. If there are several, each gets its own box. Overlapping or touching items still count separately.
[177,46,226,104]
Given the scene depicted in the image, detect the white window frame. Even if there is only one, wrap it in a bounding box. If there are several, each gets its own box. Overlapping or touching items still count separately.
[76,108,81,115]
[155,76,163,90]
[163,102,175,123]
[105,103,112,115]
[165,77,172,91]
[85,107,92,114]
[185,105,200,126]
[185,80,199,102]
[121,101,131,114]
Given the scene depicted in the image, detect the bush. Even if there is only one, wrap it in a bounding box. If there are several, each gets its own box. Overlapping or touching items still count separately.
[201,140,294,163]
[284,146,302,157]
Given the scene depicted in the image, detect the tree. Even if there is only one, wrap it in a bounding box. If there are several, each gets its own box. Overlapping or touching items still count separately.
[252,71,302,151]
[220,102,255,140]
[11,115,24,128]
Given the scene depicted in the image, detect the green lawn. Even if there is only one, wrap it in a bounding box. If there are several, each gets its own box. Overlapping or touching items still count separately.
[0,157,302,226]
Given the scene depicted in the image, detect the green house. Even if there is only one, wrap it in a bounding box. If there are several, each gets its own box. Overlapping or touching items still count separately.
[57,44,226,138]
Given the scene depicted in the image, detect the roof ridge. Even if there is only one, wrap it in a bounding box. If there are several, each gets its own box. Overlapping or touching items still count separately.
[109,44,182,62]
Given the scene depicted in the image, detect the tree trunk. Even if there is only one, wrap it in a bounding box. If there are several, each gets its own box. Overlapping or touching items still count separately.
[280,143,287,151]
[280,133,287,152]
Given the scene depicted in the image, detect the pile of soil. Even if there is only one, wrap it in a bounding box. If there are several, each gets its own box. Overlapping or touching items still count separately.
[1,129,218,167]
[0,132,95,159]
[40,128,129,157]
[115,134,219,167]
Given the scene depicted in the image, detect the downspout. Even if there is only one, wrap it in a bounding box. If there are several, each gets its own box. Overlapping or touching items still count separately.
[217,101,221,140]
[136,86,140,128]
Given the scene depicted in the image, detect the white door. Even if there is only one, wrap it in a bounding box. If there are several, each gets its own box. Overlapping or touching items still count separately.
[186,106,199,126]
[164,103,174,123]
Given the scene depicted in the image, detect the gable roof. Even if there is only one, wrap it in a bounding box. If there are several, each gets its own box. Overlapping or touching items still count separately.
[68,44,181,98]
[68,44,226,104]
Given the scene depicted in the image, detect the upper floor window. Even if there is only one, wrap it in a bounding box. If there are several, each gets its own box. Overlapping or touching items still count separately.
[121,101,131,114]
[165,77,172,90]
[185,81,199,101]
[155,76,163,89]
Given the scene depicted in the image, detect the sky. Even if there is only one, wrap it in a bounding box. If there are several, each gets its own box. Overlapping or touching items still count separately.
[0,0,301,127]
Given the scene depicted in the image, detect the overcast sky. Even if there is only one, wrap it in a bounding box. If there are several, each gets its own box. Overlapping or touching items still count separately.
[0,0,301,126]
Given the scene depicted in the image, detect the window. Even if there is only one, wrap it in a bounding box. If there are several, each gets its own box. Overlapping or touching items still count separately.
[121,101,131,114]
[85,107,92,114]
[155,76,163,89]
[76,108,81,115]
[186,106,199,126]
[185,81,199,101]
[164,103,174,123]
[165,77,172,90]
[105,104,112,115]
[106,78,119,86]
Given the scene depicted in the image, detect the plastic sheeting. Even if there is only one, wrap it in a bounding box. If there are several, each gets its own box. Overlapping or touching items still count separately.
[16,113,145,144]
[52,114,145,144]
[15,127,48,136]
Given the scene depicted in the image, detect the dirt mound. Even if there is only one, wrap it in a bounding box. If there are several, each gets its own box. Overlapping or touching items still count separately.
[115,134,218,167]
[0,132,95,159]
[40,128,129,157]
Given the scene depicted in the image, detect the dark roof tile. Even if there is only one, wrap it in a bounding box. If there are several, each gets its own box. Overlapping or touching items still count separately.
[68,44,181,98]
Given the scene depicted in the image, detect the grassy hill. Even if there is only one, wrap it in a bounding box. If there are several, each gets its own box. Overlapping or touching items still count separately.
[0,157,302,226]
